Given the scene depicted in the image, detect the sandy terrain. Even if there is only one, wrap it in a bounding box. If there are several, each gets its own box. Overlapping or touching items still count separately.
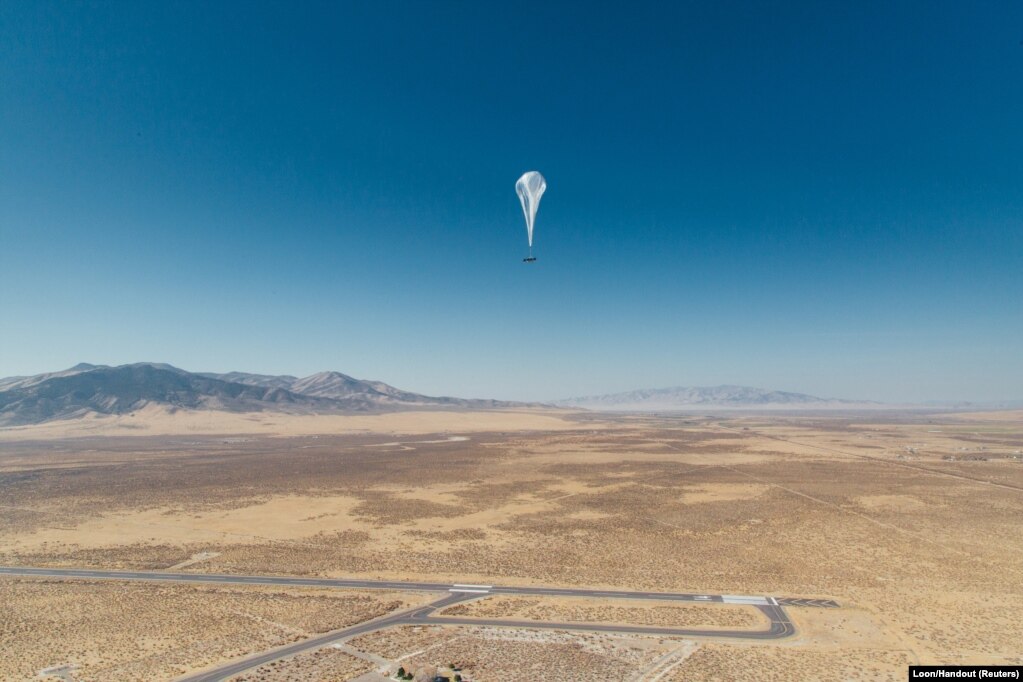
[666,644,914,681]
[348,625,673,681]
[227,648,373,681]
[0,405,584,442]
[949,409,1023,422]
[439,595,764,629]
[0,577,422,681]
[1,408,1021,679]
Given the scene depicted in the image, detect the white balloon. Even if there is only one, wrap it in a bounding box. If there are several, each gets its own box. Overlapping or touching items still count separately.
[516,171,546,250]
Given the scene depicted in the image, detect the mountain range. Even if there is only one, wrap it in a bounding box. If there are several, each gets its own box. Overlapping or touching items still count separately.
[0,363,520,426]
[0,363,891,427]
[556,385,877,411]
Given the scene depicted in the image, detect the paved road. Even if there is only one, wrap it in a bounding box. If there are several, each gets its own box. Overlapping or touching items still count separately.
[416,603,795,640]
[0,566,791,606]
[172,590,794,681]
[2,566,810,681]
[178,592,472,682]
[0,565,455,592]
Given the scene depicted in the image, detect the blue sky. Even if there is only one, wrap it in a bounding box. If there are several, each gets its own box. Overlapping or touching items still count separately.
[1,1,1021,402]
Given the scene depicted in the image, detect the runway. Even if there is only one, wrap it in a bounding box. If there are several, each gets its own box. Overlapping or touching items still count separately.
[0,566,798,606]
[1,565,823,681]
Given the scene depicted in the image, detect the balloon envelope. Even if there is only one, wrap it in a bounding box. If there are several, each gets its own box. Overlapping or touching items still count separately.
[516,171,546,247]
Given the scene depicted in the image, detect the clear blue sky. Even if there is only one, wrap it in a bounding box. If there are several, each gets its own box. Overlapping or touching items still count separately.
[2,1,1021,403]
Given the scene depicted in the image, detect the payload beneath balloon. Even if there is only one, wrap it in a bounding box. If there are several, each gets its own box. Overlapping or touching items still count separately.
[515,171,546,262]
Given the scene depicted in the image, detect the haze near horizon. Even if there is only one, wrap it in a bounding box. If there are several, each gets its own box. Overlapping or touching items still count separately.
[2,1,1021,403]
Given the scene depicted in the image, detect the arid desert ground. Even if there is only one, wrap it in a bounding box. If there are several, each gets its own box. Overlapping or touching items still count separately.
[2,408,1021,681]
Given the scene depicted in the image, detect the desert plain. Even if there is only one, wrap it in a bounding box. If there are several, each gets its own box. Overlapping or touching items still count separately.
[1,407,1021,681]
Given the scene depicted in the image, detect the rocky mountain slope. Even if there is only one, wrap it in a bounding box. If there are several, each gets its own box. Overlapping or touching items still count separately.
[0,363,522,426]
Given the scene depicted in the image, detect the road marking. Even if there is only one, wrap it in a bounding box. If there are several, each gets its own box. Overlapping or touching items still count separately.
[0,566,834,612]
[775,597,840,608]
[721,595,770,605]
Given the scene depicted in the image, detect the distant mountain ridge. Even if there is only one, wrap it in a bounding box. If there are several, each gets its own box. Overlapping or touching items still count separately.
[556,385,877,411]
[0,363,524,426]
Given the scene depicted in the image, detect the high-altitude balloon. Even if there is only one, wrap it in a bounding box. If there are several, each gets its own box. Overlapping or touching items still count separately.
[516,171,546,261]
